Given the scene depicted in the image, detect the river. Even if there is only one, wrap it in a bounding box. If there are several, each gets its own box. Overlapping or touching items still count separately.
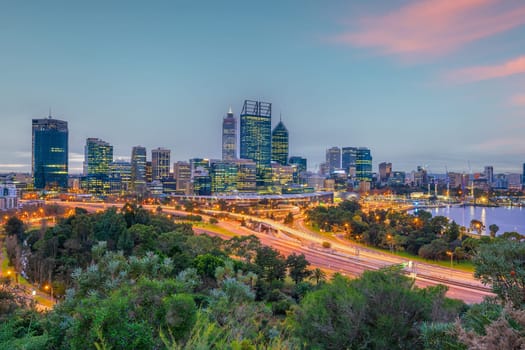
[421,206,525,235]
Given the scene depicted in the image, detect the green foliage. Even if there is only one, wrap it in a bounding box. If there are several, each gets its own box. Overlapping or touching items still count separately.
[473,239,525,306]
[460,300,502,335]
[290,274,366,349]
[488,224,499,238]
[286,253,311,284]
[309,268,326,285]
[162,294,198,339]
[254,246,286,284]
[283,212,294,225]
[419,322,465,350]
[307,203,461,263]
[4,216,26,241]
[418,239,449,260]
[194,254,225,279]
[291,268,461,350]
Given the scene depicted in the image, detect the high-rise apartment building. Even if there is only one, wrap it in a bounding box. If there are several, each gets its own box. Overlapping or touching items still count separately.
[131,146,147,193]
[271,120,289,165]
[32,117,68,189]
[222,107,237,161]
[84,138,113,194]
[151,148,171,180]
[240,100,272,186]
[356,147,372,182]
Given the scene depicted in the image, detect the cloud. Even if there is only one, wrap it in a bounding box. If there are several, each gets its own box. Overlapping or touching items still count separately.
[510,93,525,106]
[0,164,28,169]
[468,136,525,154]
[331,0,525,58]
[447,55,525,82]
[69,152,85,163]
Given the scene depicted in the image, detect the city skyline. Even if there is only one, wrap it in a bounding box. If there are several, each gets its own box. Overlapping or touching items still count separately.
[2,1,525,174]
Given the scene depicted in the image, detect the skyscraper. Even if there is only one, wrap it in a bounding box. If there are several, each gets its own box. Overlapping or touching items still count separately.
[84,138,113,194]
[325,147,341,173]
[174,161,191,193]
[222,107,237,161]
[151,148,171,180]
[289,156,307,184]
[484,166,494,186]
[342,147,357,175]
[32,117,68,189]
[109,160,132,194]
[356,147,372,182]
[289,156,307,174]
[378,162,392,184]
[271,120,289,165]
[210,160,238,194]
[522,163,525,189]
[131,146,147,193]
[239,100,272,186]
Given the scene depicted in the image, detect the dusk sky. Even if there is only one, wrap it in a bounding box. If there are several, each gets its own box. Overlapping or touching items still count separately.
[2,0,525,174]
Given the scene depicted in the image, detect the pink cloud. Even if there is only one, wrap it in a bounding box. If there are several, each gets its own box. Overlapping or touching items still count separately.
[510,93,525,106]
[332,0,525,57]
[447,55,525,82]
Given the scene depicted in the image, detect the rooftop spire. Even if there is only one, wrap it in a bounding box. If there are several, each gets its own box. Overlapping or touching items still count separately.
[228,106,233,115]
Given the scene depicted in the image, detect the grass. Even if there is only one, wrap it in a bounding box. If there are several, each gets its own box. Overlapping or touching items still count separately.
[304,224,475,272]
[392,250,475,272]
[193,222,238,237]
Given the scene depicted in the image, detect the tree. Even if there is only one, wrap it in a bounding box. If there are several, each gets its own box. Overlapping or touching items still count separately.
[444,221,460,242]
[470,219,485,234]
[473,240,525,306]
[309,268,326,285]
[254,247,286,283]
[4,217,25,241]
[457,304,525,349]
[286,253,311,284]
[290,274,366,350]
[488,224,499,238]
[193,254,225,279]
[283,212,294,225]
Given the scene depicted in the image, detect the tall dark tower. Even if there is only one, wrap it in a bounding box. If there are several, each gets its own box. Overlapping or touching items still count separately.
[131,146,147,193]
[271,118,289,165]
[240,100,272,186]
[32,116,68,189]
[356,147,373,182]
[222,106,237,160]
[84,138,113,194]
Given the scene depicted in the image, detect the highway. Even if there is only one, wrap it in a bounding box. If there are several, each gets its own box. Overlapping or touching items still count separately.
[50,201,494,303]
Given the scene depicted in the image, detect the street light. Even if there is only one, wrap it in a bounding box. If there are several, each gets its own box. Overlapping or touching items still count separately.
[387,234,393,252]
[446,250,454,267]
[44,284,54,301]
